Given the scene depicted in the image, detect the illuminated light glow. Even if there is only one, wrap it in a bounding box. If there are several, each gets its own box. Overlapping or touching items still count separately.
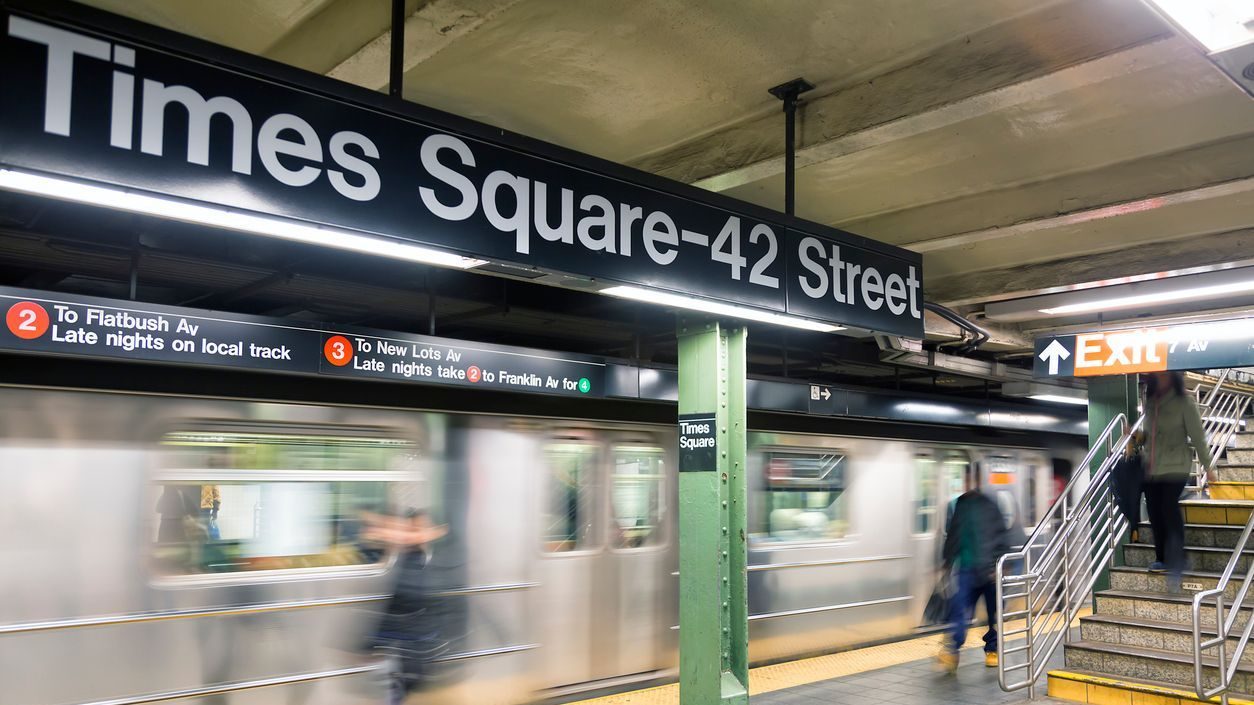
[1029,394,1089,406]
[1143,0,1254,52]
[600,285,844,333]
[986,411,1061,426]
[1039,280,1254,315]
[893,401,963,417]
[0,169,487,270]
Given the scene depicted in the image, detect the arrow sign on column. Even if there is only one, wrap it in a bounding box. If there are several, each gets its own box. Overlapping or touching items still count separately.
[1039,339,1071,375]
[821,387,831,400]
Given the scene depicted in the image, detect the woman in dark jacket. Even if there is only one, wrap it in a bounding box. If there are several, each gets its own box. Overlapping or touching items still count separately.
[1143,372,1212,592]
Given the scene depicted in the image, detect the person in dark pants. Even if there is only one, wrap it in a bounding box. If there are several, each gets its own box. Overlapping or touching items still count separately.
[939,465,1010,673]
[1143,371,1212,593]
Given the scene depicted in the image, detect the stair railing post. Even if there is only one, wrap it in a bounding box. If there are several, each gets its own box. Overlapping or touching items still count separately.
[1062,492,1072,646]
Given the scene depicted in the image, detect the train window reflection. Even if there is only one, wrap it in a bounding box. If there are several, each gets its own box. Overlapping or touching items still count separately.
[755,451,849,543]
[914,455,937,534]
[152,431,413,576]
[612,446,665,549]
[544,443,599,553]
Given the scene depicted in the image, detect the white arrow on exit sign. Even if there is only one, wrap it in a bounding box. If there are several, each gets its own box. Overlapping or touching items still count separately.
[1039,339,1071,375]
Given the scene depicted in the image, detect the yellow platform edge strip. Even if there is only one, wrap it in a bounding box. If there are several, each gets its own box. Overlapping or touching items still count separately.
[1048,669,1254,705]
[565,609,1089,705]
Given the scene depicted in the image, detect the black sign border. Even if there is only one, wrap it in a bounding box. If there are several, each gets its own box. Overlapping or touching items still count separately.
[0,0,924,337]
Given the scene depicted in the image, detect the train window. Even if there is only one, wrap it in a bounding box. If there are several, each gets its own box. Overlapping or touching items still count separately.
[543,442,599,553]
[914,454,937,534]
[611,446,666,549]
[754,450,849,543]
[152,430,415,577]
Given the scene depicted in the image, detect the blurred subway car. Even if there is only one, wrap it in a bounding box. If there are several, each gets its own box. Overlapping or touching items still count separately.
[0,385,1083,705]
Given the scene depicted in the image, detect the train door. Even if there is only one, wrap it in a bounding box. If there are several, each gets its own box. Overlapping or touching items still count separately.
[534,431,669,690]
[909,448,970,626]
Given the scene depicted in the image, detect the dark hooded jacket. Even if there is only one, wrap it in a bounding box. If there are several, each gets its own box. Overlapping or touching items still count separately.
[943,490,1011,579]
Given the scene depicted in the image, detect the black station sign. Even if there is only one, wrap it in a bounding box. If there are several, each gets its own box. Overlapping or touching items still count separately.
[678,414,718,472]
[0,287,605,397]
[1034,319,1254,378]
[0,3,923,337]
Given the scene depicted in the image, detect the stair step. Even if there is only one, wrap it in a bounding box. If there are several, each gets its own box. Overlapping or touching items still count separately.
[1179,499,1253,527]
[1064,640,1254,692]
[1093,590,1253,630]
[1234,433,1254,451]
[1135,523,1244,549]
[1080,613,1254,666]
[1216,466,1254,483]
[1209,483,1254,501]
[1124,543,1252,573]
[1226,448,1254,465]
[1048,668,1254,705]
[1109,566,1235,597]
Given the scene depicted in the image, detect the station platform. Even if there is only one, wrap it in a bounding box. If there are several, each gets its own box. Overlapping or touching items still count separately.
[566,627,1068,705]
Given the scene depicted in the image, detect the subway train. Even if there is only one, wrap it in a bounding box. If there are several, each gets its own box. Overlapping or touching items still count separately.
[0,383,1084,705]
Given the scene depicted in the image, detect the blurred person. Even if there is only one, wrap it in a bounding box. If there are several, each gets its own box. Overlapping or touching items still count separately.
[361,509,450,705]
[200,484,220,540]
[938,465,1010,673]
[1143,371,1211,592]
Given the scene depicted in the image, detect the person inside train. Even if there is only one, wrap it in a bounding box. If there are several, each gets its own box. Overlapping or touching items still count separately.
[1143,371,1212,593]
[360,509,450,705]
[939,464,1010,673]
[199,484,221,541]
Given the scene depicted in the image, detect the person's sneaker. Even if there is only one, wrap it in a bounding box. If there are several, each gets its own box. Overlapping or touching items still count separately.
[985,652,999,668]
[937,650,958,674]
[1148,562,1167,573]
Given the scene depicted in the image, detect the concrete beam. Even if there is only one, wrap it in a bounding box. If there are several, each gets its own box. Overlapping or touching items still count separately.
[327,0,524,91]
[628,0,1168,187]
[930,227,1254,307]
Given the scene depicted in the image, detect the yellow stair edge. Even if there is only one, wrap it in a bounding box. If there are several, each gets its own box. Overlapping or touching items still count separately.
[1207,483,1254,501]
[1048,669,1252,705]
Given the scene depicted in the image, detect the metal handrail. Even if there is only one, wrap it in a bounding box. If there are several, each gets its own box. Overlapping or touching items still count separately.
[996,412,1144,698]
[1191,374,1254,705]
[1193,371,1251,494]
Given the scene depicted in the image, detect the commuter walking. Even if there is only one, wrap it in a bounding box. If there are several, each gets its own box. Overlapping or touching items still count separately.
[938,465,1010,673]
[362,510,450,705]
[1143,371,1212,593]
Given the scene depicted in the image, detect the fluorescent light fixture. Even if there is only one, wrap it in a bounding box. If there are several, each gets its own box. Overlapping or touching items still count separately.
[894,401,963,417]
[1142,0,1254,52]
[1039,278,1254,315]
[600,285,844,333]
[1029,394,1089,406]
[0,169,487,270]
[1003,381,1088,406]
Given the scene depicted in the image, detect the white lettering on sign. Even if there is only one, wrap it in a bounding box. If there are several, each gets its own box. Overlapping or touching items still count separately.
[795,239,921,318]
[9,15,381,202]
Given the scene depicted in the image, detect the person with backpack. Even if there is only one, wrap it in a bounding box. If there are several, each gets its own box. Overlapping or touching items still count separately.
[938,464,1011,673]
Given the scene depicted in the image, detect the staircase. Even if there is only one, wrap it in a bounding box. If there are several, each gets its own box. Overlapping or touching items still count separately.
[1048,419,1254,705]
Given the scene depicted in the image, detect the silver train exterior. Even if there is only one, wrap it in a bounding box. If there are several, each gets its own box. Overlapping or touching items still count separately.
[0,385,1079,705]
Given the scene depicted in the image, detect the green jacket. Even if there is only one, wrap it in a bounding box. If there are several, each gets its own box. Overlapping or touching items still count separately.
[1146,388,1212,480]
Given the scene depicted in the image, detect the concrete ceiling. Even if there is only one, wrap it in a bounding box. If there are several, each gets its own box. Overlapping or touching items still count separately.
[71,0,1254,347]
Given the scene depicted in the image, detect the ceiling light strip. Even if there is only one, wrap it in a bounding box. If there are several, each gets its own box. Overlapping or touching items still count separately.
[601,285,844,333]
[0,169,486,270]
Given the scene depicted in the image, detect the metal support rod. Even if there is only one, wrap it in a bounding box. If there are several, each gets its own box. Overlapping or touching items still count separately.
[767,78,814,217]
[128,234,140,300]
[678,319,748,705]
[389,0,404,98]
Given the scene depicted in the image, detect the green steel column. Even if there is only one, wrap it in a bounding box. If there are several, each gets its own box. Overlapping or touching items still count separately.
[678,320,749,705]
[1088,374,1139,588]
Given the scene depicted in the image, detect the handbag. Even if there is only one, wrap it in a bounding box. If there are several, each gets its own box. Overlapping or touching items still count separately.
[923,569,955,626]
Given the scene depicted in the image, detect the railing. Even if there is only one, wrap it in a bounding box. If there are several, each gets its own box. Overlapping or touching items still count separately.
[1193,369,1252,494]
[997,412,1144,698]
[1192,371,1254,705]
[1192,511,1254,705]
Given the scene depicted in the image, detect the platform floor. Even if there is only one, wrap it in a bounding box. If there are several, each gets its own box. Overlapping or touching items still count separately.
[568,619,1075,705]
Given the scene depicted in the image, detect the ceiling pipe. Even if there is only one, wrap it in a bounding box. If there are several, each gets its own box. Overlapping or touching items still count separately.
[924,301,990,354]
